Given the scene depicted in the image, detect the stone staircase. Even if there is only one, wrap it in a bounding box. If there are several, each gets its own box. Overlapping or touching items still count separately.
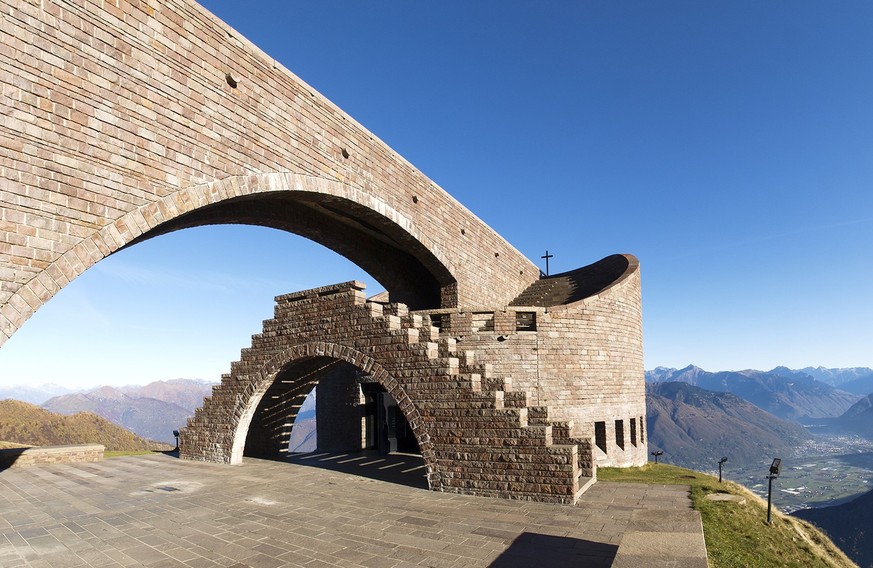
[182,282,595,503]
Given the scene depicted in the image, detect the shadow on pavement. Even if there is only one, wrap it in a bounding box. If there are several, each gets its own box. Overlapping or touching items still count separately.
[0,447,28,471]
[285,450,428,489]
[489,532,618,567]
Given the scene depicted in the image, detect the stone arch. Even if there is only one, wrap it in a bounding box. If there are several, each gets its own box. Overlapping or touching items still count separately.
[2,0,543,346]
[226,341,440,490]
[120,173,460,310]
[4,173,455,342]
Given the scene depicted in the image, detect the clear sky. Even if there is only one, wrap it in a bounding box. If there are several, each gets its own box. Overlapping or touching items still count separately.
[1,1,872,389]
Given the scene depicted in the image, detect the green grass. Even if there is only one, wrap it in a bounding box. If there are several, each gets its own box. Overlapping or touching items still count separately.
[104,450,166,458]
[598,463,856,568]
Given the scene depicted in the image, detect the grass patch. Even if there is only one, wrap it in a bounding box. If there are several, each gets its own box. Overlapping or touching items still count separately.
[598,463,855,568]
[104,450,167,458]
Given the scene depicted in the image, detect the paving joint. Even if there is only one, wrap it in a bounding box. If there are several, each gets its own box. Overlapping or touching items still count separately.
[0,454,707,566]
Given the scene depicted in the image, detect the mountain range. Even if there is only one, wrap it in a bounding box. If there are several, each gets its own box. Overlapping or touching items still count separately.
[0,383,76,405]
[825,394,873,440]
[646,381,812,470]
[41,379,215,444]
[791,366,873,395]
[0,400,164,451]
[644,365,873,476]
[646,365,862,422]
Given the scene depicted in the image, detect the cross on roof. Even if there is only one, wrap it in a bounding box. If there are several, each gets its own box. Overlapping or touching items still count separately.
[541,250,553,276]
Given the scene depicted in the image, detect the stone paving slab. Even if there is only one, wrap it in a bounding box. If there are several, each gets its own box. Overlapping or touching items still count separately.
[0,454,707,567]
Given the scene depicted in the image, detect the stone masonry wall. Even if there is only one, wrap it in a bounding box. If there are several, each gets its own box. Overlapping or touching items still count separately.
[0,444,104,468]
[182,282,589,504]
[417,266,647,468]
[314,365,365,452]
[0,0,539,346]
[537,269,647,467]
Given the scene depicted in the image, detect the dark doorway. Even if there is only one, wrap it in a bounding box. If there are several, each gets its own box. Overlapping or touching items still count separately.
[362,383,420,454]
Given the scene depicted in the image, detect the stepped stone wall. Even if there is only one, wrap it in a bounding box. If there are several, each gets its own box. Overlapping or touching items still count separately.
[183,260,647,502]
[182,282,591,503]
[442,261,647,468]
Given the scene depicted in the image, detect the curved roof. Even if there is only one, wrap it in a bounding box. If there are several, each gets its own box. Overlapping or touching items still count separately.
[509,254,637,307]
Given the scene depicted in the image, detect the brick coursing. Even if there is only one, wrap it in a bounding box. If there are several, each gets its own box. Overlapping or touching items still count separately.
[0,444,105,468]
[0,0,539,344]
[2,0,647,503]
[182,262,646,503]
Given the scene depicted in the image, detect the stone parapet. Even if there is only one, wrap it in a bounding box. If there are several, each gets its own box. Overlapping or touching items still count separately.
[0,444,105,469]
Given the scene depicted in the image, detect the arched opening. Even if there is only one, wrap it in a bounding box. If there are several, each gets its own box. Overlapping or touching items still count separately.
[123,191,456,310]
[0,226,374,388]
[0,226,384,449]
[239,353,428,489]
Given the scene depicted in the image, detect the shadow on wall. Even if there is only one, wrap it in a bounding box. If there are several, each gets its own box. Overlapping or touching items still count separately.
[488,532,618,567]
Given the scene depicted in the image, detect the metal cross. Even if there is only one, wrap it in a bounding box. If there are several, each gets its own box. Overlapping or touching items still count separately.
[541,250,553,276]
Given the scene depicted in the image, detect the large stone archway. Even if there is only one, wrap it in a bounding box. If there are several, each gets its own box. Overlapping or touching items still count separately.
[221,341,439,485]
[0,0,539,344]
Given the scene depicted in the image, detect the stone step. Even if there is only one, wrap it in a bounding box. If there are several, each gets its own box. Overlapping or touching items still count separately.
[527,406,550,425]
[481,375,511,392]
[410,341,439,360]
[417,324,440,343]
[576,475,596,497]
[391,327,419,344]
[503,391,529,408]
[439,357,459,376]
[438,337,458,357]
[456,349,476,368]
[382,303,408,318]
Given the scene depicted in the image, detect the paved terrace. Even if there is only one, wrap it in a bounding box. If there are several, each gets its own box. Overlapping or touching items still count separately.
[0,453,707,567]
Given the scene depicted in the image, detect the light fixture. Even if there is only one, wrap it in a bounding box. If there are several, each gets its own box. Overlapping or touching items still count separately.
[766,458,781,525]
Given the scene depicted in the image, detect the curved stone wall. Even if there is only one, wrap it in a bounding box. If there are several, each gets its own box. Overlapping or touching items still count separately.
[433,255,647,468]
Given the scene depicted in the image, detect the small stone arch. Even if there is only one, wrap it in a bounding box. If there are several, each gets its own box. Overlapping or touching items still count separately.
[227,341,441,490]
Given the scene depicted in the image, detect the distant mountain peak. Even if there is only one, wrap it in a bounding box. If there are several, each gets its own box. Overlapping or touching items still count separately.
[646,365,861,421]
[90,386,128,400]
[40,379,217,444]
[646,381,811,470]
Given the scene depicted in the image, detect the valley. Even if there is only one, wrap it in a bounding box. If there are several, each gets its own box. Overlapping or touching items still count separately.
[728,433,873,514]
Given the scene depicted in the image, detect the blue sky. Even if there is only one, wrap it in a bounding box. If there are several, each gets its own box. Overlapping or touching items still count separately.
[1,1,872,389]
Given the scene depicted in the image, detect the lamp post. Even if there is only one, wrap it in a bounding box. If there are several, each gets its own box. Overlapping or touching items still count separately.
[173,430,180,452]
[718,457,728,483]
[651,450,663,464]
[767,458,781,525]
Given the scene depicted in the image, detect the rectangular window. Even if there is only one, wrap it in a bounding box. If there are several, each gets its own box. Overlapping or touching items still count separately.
[515,311,536,331]
[640,415,645,443]
[615,419,625,450]
[594,421,607,453]
[630,418,637,447]
[472,312,494,332]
